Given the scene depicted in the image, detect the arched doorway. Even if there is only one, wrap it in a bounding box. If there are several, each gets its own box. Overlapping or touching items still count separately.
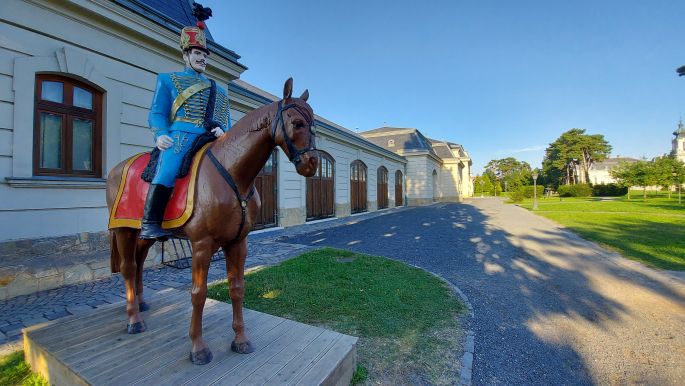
[395,170,403,206]
[252,150,277,229]
[350,160,367,213]
[377,166,388,209]
[432,169,438,202]
[307,151,335,220]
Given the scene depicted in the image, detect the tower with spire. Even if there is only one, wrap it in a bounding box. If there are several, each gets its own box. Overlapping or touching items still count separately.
[672,119,685,163]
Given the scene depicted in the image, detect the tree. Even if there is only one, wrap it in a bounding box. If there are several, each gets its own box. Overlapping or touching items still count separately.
[473,174,493,196]
[484,157,532,192]
[652,156,685,199]
[611,160,657,200]
[543,129,612,187]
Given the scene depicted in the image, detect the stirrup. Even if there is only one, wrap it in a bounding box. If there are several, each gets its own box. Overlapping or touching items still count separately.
[139,223,171,241]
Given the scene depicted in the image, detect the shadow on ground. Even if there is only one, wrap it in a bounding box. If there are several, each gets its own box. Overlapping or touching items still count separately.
[278,202,685,385]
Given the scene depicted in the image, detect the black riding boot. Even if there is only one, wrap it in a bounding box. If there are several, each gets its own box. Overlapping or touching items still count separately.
[140,184,174,241]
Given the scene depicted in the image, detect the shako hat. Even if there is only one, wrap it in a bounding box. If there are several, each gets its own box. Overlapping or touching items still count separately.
[180,2,212,53]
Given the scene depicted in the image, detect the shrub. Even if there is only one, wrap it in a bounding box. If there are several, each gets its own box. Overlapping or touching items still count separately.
[558,184,592,197]
[519,185,545,199]
[509,189,525,203]
[592,183,628,197]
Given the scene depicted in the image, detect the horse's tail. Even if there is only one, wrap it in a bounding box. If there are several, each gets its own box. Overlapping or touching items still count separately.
[110,230,121,274]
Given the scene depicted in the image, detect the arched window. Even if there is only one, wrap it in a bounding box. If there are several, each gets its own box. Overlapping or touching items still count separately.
[377,166,389,209]
[307,151,335,220]
[33,74,102,177]
[350,160,367,213]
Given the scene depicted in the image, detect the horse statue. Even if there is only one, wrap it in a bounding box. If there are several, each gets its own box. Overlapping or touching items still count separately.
[106,78,318,365]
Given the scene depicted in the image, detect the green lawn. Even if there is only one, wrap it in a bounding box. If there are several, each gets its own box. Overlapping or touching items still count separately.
[516,196,685,270]
[0,351,47,386]
[208,248,466,385]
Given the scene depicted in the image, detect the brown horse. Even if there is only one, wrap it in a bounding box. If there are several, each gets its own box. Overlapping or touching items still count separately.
[105,78,318,365]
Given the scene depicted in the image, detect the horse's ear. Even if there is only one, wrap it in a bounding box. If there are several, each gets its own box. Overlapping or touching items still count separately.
[300,89,309,102]
[283,77,293,100]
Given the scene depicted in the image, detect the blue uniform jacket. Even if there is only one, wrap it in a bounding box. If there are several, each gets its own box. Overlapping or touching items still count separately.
[148,67,231,140]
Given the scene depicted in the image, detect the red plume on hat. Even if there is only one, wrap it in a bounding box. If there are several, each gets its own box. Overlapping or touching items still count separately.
[180,2,212,52]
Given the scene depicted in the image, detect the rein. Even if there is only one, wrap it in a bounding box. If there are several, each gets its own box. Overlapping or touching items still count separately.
[271,100,316,166]
[204,99,314,242]
[206,149,255,242]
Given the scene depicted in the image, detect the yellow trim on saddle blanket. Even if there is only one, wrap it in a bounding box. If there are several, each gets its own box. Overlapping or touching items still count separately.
[107,143,212,230]
[108,153,145,229]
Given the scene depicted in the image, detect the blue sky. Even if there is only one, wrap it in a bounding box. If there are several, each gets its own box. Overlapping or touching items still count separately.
[203,0,685,174]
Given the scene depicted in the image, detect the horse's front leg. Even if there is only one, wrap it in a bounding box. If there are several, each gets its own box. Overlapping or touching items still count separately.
[134,239,155,312]
[188,238,216,365]
[115,229,146,333]
[223,238,254,354]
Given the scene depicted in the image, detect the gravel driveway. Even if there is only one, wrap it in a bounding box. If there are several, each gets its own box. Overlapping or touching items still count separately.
[279,198,685,385]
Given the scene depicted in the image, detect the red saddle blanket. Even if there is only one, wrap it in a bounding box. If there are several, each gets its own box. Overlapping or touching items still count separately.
[108,144,210,230]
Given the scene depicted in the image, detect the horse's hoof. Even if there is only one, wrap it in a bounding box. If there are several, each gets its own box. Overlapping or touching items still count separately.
[190,348,213,365]
[139,302,150,312]
[127,321,147,334]
[231,340,255,354]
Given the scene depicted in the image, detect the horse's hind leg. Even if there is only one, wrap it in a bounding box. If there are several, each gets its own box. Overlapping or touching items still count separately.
[224,238,254,354]
[115,228,146,333]
[188,238,216,365]
[134,239,155,312]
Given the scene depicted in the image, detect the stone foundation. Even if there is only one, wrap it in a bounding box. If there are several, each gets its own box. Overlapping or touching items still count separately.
[407,197,435,206]
[335,203,351,218]
[278,207,306,227]
[0,231,165,300]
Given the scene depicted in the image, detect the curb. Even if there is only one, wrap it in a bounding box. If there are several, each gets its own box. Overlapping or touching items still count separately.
[409,264,475,386]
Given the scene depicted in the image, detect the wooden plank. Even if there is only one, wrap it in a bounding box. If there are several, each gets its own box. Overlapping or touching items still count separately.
[78,300,232,377]
[33,288,184,349]
[171,318,297,385]
[265,329,342,384]
[26,289,358,386]
[42,291,185,351]
[88,299,258,384]
[62,298,213,368]
[208,323,317,385]
[295,335,358,386]
[101,306,280,386]
[237,325,325,385]
[24,333,89,386]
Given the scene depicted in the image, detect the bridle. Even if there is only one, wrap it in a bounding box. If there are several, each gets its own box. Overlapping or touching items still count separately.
[271,99,316,166]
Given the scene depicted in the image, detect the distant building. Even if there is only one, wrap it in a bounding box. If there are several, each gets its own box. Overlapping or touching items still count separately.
[588,157,639,185]
[359,127,473,205]
[671,120,685,163]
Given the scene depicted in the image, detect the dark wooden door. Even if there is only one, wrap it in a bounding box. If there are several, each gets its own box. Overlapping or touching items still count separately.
[350,160,367,214]
[395,170,403,206]
[377,166,388,209]
[252,150,277,229]
[307,151,335,220]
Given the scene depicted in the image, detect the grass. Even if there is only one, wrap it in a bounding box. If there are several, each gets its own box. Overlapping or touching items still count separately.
[0,351,47,386]
[515,195,685,270]
[207,248,466,385]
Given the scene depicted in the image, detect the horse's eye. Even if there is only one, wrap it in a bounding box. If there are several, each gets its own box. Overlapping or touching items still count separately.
[294,120,305,129]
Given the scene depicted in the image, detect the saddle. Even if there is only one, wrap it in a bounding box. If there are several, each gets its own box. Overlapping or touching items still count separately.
[108,143,211,230]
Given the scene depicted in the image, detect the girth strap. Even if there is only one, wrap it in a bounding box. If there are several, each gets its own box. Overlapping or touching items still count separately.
[206,149,255,241]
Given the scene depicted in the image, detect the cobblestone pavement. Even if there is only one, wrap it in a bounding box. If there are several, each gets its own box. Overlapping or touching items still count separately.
[0,207,406,354]
[280,199,685,385]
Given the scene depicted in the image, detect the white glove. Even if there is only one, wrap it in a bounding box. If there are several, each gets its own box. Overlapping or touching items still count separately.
[211,127,225,138]
[156,135,173,150]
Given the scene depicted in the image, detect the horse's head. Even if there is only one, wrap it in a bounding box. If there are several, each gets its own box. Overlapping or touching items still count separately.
[271,78,318,177]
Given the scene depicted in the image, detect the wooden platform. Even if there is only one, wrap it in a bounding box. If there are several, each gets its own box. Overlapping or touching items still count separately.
[23,288,357,385]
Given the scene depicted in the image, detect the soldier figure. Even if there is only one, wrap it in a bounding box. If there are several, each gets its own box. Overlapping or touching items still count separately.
[141,20,231,240]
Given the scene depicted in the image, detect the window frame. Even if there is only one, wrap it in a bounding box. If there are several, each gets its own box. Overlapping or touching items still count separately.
[33,74,103,177]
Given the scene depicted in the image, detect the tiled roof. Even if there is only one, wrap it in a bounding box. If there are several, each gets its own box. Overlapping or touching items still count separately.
[359,127,434,152]
[590,157,639,170]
